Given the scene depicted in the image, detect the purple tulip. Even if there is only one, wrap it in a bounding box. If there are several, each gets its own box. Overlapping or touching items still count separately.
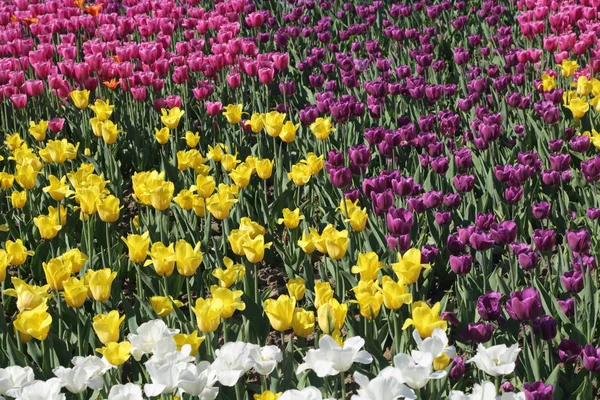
[505,186,523,204]
[421,245,439,264]
[444,193,461,208]
[502,382,515,392]
[583,345,600,372]
[435,211,452,225]
[457,225,476,244]
[490,221,518,245]
[532,316,557,340]
[566,229,591,254]
[348,144,371,168]
[441,312,460,326]
[588,208,600,220]
[453,174,475,192]
[449,357,466,380]
[477,292,503,321]
[469,230,494,251]
[422,190,443,208]
[557,298,575,317]
[518,250,539,271]
[476,213,496,230]
[523,381,553,400]
[570,135,591,153]
[386,208,414,235]
[506,287,542,321]
[465,322,494,343]
[558,339,582,363]
[329,166,352,188]
[447,234,466,255]
[533,229,556,252]
[370,189,394,215]
[531,201,551,219]
[454,148,473,170]
[450,254,472,275]
[562,270,584,293]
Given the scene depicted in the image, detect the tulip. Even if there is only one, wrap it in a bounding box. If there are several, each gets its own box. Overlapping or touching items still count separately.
[34,215,62,240]
[43,175,73,201]
[93,310,125,345]
[174,240,203,276]
[144,242,176,276]
[61,277,88,308]
[523,382,553,400]
[5,239,33,266]
[352,280,384,320]
[566,229,591,254]
[89,99,114,121]
[121,232,150,264]
[210,286,245,319]
[150,296,184,317]
[28,120,48,141]
[15,164,39,190]
[310,117,335,140]
[173,331,205,356]
[41,258,71,290]
[212,257,245,288]
[96,341,132,366]
[558,339,582,363]
[154,127,170,145]
[85,268,117,302]
[264,295,296,332]
[381,276,412,310]
[255,159,274,179]
[391,248,431,285]
[562,270,584,293]
[465,322,494,343]
[97,195,122,223]
[402,301,447,337]
[477,292,503,321]
[351,252,383,281]
[184,131,200,148]
[277,208,304,229]
[13,303,52,342]
[0,250,11,282]
[292,308,315,338]
[317,299,348,334]
[160,107,184,129]
[505,287,542,321]
[192,298,223,333]
[279,121,299,143]
[4,278,50,312]
[222,104,244,124]
[242,234,272,263]
[70,89,90,109]
[287,163,312,186]
[532,316,557,341]
[314,281,334,309]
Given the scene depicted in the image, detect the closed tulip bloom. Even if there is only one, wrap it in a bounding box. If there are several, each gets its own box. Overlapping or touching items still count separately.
[264,111,286,137]
[221,153,241,172]
[150,296,184,317]
[505,287,542,321]
[14,303,52,342]
[150,182,174,211]
[325,230,349,260]
[15,164,39,190]
[4,278,50,312]
[310,117,335,140]
[34,215,62,240]
[97,195,122,223]
[279,121,299,143]
[184,131,200,148]
[346,207,368,232]
[89,99,115,121]
[93,310,125,345]
[194,175,216,198]
[61,277,87,308]
[229,164,253,188]
[0,250,11,282]
[256,159,274,179]
[121,232,150,263]
[222,104,244,124]
[314,281,334,308]
[246,113,265,133]
[174,240,204,276]
[144,242,176,276]
[278,208,304,229]
[292,308,315,337]
[39,139,79,164]
[28,120,48,141]
[287,163,312,186]
[212,257,245,288]
[5,239,33,265]
[173,189,194,210]
[242,234,272,263]
[43,175,73,201]
[96,341,132,366]
[351,252,384,281]
[391,248,431,285]
[8,190,25,209]
[42,258,71,290]
[211,285,245,318]
[154,127,170,145]
[254,390,281,400]
[160,107,184,129]
[318,299,348,334]
[303,152,325,175]
[75,187,101,216]
[402,301,448,337]
[381,276,413,310]
[193,298,223,333]
[173,331,205,356]
[286,277,306,300]
[264,295,296,331]
[207,192,237,220]
[100,120,122,144]
[85,268,117,302]
[70,89,90,109]
[0,172,14,190]
[297,229,317,254]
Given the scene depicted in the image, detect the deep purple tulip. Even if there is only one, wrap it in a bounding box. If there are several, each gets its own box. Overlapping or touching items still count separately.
[422,190,443,208]
[541,170,560,186]
[558,339,582,363]
[453,174,475,192]
[407,197,426,214]
[466,322,494,343]
[566,229,591,254]
[329,166,352,188]
[348,144,371,168]
[549,153,571,171]
[523,381,553,400]
[444,193,462,208]
[588,208,600,220]
[518,250,539,271]
[505,186,524,204]
[435,211,452,225]
[502,382,515,392]
[533,229,556,252]
[531,201,551,219]
[557,298,575,317]
[469,231,495,251]
[344,189,360,203]
[386,208,414,235]
[562,270,584,293]
[457,225,476,244]
[449,357,466,380]
[370,189,394,215]
[447,234,466,255]
[490,221,518,245]
[454,148,473,170]
[532,316,557,340]
[450,254,472,274]
[421,245,439,264]
[476,213,496,230]
[583,345,600,372]
[441,312,460,326]
[477,292,503,321]
[570,135,591,153]
[506,287,542,321]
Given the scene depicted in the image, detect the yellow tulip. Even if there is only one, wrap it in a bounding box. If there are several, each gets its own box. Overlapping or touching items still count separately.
[313,281,334,308]
[42,258,71,290]
[89,99,114,121]
[5,239,33,265]
[239,217,265,238]
[144,242,176,277]
[575,76,593,97]
[0,172,14,190]
[93,310,125,344]
[0,250,11,282]
[184,131,200,147]
[5,132,24,151]
[346,207,368,232]
[161,107,185,129]
[100,120,122,145]
[564,96,589,119]
[254,391,282,400]
[255,159,274,180]
[391,248,431,285]
[242,234,272,263]
[210,285,245,318]
[150,182,174,211]
[222,104,244,124]
[97,195,122,223]
[245,113,264,133]
[212,257,245,288]
[74,187,101,216]
[291,308,315,338]
[191,196,207,217]
[325,230,349,260]
[28,120,48,141]
[351,280,383,320]
[173,331,205,356]
[538,74,556,92]
[59,248,87,274]
[206,192,237,220]
[4,277,50,311]
[14,303,52,342]
[277,208,304,229]
[402,301,447,338]
[154,127,170,145]
[121,232,150,263]
[381,276,412,310]
[193,175,216,198]
[192,298,223,333]
[558,59,578,77]
[43,175,73,201]
[317,299,347,334]
[47,205,67,227]
[286,277,306,300]
[264,295,296,332]
[229,163,253,188]
[207,143,228,162]
[287,163,312,186]
[310,117,335,140]
[264,111,286,137]
[173,189,195,210]
[174,240,203,276]
[85,268,117,302]
[150,296,184,317]
[15,164,39,190]
[351,252,383,281]
[70,89,90,109]
[96,341,132,366]
[279,121,299,143]
[221,153,241,172]
[434,352,451,371]
[10,191,27,209]
[61,277,88,308]
[297,230,317,254]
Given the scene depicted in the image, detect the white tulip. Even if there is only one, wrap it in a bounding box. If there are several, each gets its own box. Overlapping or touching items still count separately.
[380,353,446,390]
[127,319,179,361]
[144,346,195,397]
[108,383,144,400]
[467,344,520,377]
[53,356,109,393]
[177,361,219,399]
[14,378,65,400]
[250,345,282,376]
[351,371,416,400]
[0,366,34,397]
[279,386,336,400]
[296,335,373,377]
[450,381,525,400]
[210,342,256,387]
[411,329,456,365]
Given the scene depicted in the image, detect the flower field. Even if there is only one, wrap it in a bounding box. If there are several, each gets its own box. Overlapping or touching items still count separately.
[1,0,600,398]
